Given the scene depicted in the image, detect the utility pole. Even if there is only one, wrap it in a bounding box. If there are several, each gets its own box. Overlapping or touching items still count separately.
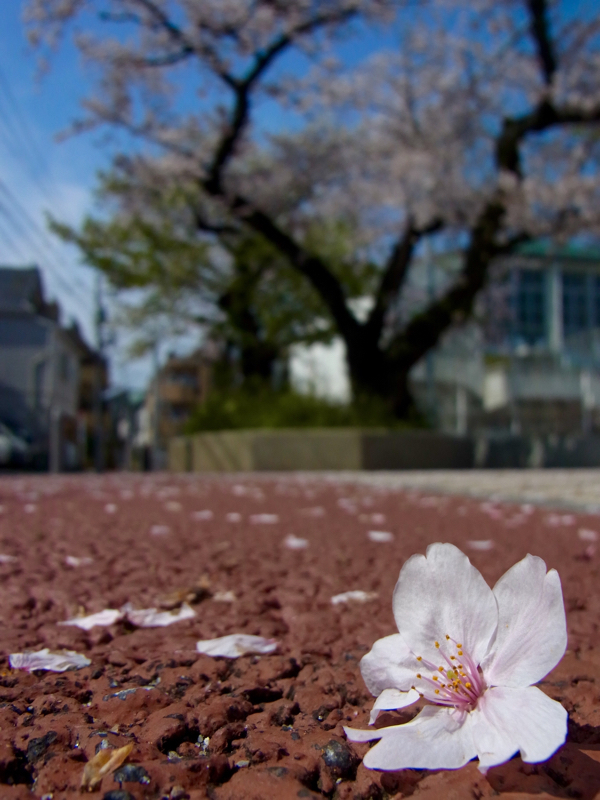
[93,272,106,472]
[425,239,437,427]
[151,339,162,471]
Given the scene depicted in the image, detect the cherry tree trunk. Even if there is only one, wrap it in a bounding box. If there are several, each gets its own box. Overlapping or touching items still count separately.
[346,339,416,421]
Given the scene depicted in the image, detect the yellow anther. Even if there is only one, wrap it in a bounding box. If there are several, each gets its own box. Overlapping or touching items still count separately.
[465,682,472,689]
[457,643,462,648]
[458,651,463,656]
[445,634,450,640]
[450,655,456,660]
[435,641,440,648]
[432,675,438,681]
[439,667,445,672]
[411,685,416,690]
[416,673,422,679]
[416,656,422,661]
[435,689,440,694]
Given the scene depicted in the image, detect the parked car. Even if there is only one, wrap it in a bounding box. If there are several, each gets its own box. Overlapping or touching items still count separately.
[0,421,34,468]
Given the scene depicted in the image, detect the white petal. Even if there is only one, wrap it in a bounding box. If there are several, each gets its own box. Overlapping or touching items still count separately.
[344,726,385,743]
[196,634,277,658]
[360,634,421,696]
[10,648,91,672]
[331,590,377,605]
[471,686,567,772]
[393,543,497,665]
[126,602,195,628]
[482,554,567,688]
[284,534,308,550]
[351,705,477,771]
[369,688,420,724]
[368,531,394,542]
[59,609,123,630]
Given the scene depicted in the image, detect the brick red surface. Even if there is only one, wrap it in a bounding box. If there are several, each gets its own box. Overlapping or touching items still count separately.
[0,473,598,799]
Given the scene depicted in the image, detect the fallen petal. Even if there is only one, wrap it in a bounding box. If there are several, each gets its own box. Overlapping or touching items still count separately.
[284,534,308,550]
[65,555,94,567]
[250,514,279,524]
[150,525,171,536]
[368,531,394,543]
[59,609,123,630]
[213,590,236,603]
[299,507,325,517]
[80,743,134,790]
[226,512,242,522]
[331,590,377,605]
[196,634,277,658]
[578,528,598,542]
[466,540,494,551]
[10,648,91,672]
[192,510,213,521]
[0,554,17,563]
[126,602,195,628]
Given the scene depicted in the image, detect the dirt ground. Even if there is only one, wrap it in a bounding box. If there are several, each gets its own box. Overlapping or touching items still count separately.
[0,472,598,800]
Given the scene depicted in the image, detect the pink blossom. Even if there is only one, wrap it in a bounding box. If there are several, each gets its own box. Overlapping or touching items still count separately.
[345,543,567,772]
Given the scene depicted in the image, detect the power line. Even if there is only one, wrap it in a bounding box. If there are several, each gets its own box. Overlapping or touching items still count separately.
[0,179,91,293]
[0,61,68,213]
[0,184,91,308]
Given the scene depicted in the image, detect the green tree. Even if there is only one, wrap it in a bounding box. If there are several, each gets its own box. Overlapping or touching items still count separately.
[51,168,377,388]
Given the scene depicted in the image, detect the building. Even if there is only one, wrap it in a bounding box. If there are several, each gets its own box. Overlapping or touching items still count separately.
[0,266,93,469]
[410,242,600,436]
[138,349,212,467]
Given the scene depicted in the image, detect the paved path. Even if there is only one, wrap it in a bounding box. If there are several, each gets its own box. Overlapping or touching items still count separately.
[311,469,600,511]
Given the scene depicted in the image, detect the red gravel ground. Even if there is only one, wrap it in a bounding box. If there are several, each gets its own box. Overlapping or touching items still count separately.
[0,473,599,800]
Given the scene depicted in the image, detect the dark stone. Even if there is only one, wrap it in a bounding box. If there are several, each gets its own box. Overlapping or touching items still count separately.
[26,731,57,763]
[207,754,233,784]
[113,763,151,785]
[243,686,283,705]
[321,739,360,780]
[102,792,136,800]
[312,705,331,722]
[267,766,289,778]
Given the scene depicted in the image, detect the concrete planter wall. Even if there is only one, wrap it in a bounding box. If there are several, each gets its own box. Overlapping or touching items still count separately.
[169,428,474,472]
[169,428,600,471]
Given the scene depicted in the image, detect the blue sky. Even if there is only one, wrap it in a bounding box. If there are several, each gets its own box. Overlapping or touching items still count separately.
[0,3,398,389]
[0,3,155,387]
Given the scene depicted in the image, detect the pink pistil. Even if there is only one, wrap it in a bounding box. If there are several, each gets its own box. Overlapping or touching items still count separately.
[414,639,485,711]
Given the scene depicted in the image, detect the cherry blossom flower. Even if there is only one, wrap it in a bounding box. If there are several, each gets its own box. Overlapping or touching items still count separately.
[345,543,567,773]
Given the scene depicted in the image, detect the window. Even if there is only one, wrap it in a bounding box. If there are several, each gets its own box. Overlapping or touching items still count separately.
[562,272,588,337]
[514,269,545,345]
[594,277,600,329]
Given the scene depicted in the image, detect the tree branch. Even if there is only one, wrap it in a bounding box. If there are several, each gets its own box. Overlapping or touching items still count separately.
[389,200,505,370]
[364,217,443,344]
[204,7,359,195]
[234,202,362,345]
[526,0,557,86]
[497,100,600,176]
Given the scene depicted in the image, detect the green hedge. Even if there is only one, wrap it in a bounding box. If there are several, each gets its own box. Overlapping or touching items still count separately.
[184,385,419,432]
